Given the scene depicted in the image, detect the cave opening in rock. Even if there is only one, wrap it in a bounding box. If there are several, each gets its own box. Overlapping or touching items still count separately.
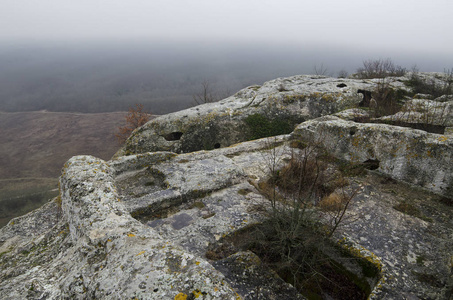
[357,89,373,107]
[362,159,380,170]
[164,132,183,141]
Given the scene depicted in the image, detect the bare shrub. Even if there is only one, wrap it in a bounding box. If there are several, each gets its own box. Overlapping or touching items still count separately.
[193,80,217,105]
[115,103,151,144]
[356,58,406,79]
[408,67,453,98]
[246,139,362,298]
[337,69,349,78]
[372,79,402,117]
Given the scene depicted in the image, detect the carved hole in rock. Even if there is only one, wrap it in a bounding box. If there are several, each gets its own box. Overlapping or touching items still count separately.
[214,143,221,149]
[115,167,167,200]
[130,190,212,223]
[207,225,378,299]
[337,83,347,88]
[164,131,183,141]
[349,127,357,136]
[357,89,372,107]
[440,197,453,207]
[362,159,380,170]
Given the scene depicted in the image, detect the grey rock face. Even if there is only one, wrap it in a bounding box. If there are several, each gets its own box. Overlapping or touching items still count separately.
[2,134,452,299]
[115,75,389,156]
[291,116,453,197]
[379,98,453,130]
[0,137,298,299]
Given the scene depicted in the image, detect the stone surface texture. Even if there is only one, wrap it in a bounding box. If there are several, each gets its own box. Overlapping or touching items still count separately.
[1,73,452,299]
[115,75,390,156]
[291,116,453,197]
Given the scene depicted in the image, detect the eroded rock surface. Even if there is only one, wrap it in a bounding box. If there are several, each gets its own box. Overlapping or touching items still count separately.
[291,116,453,197]
[115,75,402,156]
[1,134,452,299]
[1,73,452,299]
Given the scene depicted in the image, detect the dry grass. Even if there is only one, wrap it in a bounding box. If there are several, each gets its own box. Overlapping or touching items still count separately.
[319,192,348,211]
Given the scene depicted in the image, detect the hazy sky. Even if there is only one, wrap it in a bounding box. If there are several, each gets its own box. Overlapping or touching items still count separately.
[2,0,453,55]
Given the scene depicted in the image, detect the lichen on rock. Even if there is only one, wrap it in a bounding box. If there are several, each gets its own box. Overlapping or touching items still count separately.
[1,73,453,299]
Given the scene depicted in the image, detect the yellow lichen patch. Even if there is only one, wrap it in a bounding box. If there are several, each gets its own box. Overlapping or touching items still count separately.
[192,289,203,298]
[127,233,136,237]
[195,261,200,265]
[337,237,383,273]
[438,136,448,142]
[174,292,187,300]
[136,251,145,256]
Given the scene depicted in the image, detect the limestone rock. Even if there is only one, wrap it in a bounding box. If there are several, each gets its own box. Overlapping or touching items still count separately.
[114,75,396,157]
[2,73,453,299]
[379,99,453,128]
[291,116,453,197]
[333,108,370,121]
[0,137,295,299]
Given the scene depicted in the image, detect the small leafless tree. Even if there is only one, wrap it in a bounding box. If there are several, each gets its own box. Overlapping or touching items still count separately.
[193,80,218,105]
[115,103,151,144]
[313,63,329,76]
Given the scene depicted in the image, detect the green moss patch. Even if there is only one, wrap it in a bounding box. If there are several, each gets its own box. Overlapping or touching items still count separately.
[244,113,294,140]
[393,201,433,222]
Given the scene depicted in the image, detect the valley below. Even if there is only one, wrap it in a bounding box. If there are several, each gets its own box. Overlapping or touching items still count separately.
[0,110,127,227]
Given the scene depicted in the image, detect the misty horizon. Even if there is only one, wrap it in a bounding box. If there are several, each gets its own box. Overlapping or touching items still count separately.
[0,39,452,115]
[2,0,452,114]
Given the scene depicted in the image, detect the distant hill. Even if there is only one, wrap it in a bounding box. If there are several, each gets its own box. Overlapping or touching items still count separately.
[0,111,128,227]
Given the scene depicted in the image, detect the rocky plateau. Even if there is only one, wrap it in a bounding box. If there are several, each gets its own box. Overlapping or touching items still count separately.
[0,73,452,299]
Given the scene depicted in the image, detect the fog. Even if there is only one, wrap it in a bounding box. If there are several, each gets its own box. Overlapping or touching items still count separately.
[2,0,452,114]
[0,40,451,114]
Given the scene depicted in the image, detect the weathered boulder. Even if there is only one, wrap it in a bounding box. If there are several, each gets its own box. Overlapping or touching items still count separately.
[114,75,402,157]
[379,98,453,133]
[291,115,453,198]
[1,155,248,299]
[0,137,303,299]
